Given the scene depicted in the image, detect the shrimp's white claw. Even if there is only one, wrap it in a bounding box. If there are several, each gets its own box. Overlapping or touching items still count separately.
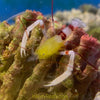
[44,70,72,87]
[20,49,23,57]
[44,50,75,87]
[20,20,44,57]
[20,48,26,57]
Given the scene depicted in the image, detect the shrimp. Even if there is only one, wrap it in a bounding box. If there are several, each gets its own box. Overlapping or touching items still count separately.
[19,11,86,86]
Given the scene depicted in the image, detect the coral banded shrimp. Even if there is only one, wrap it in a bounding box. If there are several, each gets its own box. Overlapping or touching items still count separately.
[6,9,100,88]
[19,13,90,86]
[14,1,99,88]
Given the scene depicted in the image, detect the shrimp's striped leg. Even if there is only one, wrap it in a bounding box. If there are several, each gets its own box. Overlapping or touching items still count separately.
[20,20,45,57]
[44,50,75,87]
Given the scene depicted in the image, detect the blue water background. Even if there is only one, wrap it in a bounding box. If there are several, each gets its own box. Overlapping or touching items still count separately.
[0,0,100,21]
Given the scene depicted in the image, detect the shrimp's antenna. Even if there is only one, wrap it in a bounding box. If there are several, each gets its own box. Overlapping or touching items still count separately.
[51,0,55,33]
[51,0,54,23]
[6,11,24,23]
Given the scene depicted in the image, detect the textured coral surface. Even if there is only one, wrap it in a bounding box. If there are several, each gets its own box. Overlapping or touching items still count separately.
[0,10,100,100]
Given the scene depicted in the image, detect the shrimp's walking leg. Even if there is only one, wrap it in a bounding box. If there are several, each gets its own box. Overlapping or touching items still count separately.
[20,20,45,57]
[44,50,75,87]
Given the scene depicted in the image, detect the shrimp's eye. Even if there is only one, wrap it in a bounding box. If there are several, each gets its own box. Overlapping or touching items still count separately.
[66,23,70,26]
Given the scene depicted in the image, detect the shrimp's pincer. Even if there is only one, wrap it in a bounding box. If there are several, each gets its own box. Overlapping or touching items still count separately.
[20,19,46,57]
[44,50,75,87]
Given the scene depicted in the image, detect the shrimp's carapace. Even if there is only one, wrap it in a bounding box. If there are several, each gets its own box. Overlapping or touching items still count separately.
[35,35,64,59]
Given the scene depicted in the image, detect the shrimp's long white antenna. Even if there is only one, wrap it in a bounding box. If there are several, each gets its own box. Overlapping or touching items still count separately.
[6,11,24,22]
[44,50,75,87]
[21,20,44,57]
